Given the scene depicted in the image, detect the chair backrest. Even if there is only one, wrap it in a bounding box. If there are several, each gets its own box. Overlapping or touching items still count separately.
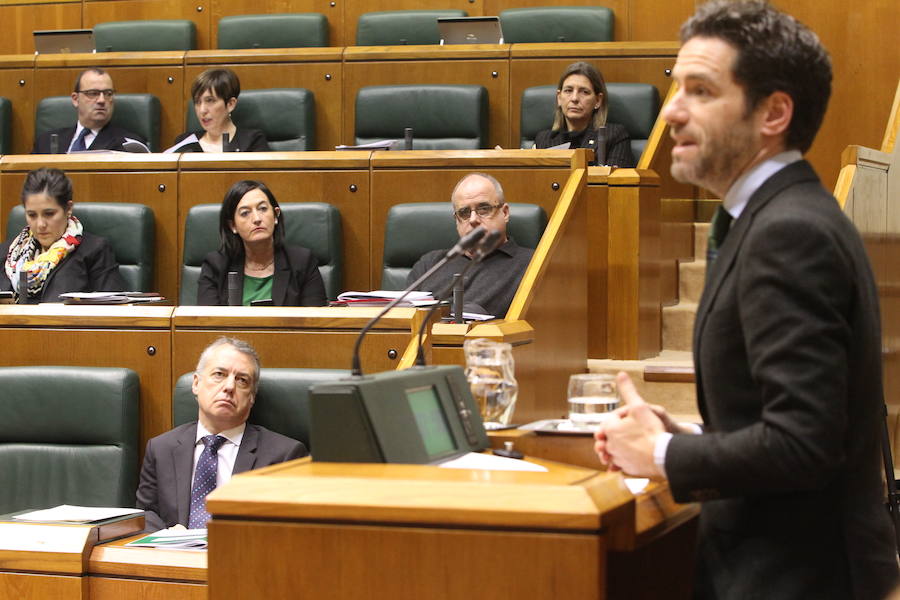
[499,6,614,43]
[355,85,488,150]
[94,19,196,52]
[217,13,329,49]
[35,94,161,151]
[380,202,547,290]
[186,88,315,151]
[356,10,467,46]
[7,203,155,292]
[173,368,350,449]
[0,366,139,513]
[181,202,342,304]
[0,97,11,154]
[519,83,660,158]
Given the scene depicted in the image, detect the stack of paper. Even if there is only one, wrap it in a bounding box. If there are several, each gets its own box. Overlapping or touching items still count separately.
[59,292,165,305]
[333,290,436,307]
[126,529,208,550]
[13,505,144,523]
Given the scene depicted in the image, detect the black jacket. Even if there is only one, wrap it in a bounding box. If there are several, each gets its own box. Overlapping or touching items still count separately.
[173,128,270,153]
[32,123,146,154]
[534,122,635,167]
[197,245,327,306]
[0,232,126,303]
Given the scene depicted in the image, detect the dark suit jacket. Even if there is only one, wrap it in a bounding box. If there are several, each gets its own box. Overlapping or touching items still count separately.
[665,160,898,599]
[0,232,126,303]
[32,123,145,154]
[173,128,270,152]
[534,122,635,167]
[197,245,327,306]
[136,421,308,531]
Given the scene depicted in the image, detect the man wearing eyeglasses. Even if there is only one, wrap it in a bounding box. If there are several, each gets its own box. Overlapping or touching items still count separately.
[406,172,533,318]
[32,68,147,154]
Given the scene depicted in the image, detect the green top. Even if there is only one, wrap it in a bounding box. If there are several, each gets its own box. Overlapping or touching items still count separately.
[242,274,273,306]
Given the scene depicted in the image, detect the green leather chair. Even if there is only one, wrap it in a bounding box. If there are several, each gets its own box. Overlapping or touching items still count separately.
[0,366,140,513]
[356,10,467,46]
[7,203,155,292]
[380,202,547,290]
[499,6,614,43]
[355,85,488,150]
[94,20,196,52]
[0,97,11,154]
[180,202,343,304]
[186,88,315,151]
[519,82,660,159]
[172,368,349,450]
[217,13,329,49]
[35,94,161,152]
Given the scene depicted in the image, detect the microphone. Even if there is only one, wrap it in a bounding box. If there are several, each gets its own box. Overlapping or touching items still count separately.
[414,229,504,366]
[404,127,414,150]
[350,226,487,377]
[222,132,230,152]
[17,270,28,304]
[452,273,464,324]
[50,133,59,154]
[226,271,241,306]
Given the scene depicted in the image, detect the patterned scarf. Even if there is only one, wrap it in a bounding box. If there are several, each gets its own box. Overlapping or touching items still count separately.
[4,216,83,299]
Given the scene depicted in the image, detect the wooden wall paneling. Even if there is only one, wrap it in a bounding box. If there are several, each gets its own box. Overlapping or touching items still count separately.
[208,0,341,48]
[32,54,186,156]
[89,577,206,600]
[342,46,511,149]
[83,0,212,51]
[0,155,181,301]
[368,151,572,289]
[177,152,371,294]
[341,0,479,49]
[659,198,696,307]
[184,49,344,151]
[627,0,692,42]
[0,57,37,156]
[0,572,86,598]
[485,0,628,40]
[585,173,609,358]
[0,305,175,456]
[0,0,81,56]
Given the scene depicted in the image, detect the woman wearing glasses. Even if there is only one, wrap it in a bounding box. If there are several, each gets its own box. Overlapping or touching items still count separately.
[32,68,147,154]
[533,61,635,167]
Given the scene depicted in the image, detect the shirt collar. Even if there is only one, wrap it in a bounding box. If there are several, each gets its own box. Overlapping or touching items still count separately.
[196,421,246,447]
[74,123,100,138]
[722,149,802,219]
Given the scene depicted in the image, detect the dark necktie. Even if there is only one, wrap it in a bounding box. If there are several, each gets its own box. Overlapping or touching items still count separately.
[706,205,734,269]
[188,434,227,529]
[70,128,91,152]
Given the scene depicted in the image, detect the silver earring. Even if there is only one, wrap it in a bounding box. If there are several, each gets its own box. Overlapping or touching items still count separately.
[232,229,237,234]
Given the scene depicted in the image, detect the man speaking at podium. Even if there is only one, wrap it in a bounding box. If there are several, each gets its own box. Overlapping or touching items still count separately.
[594,2,898,598]
[136,337,306,531]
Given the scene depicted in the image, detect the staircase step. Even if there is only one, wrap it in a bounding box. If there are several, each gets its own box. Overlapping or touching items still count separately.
[694,221,710,258]
[589,351,698,416]
[662,302,697,352]
[678,259,706,305]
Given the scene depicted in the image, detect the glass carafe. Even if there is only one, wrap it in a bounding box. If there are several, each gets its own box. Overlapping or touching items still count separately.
[464,338,518,429]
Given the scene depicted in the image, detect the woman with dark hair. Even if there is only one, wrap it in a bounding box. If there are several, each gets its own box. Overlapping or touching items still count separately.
[171,68,270,153]
[0,167,125,303]
[197,180,326,306]
[534,61,635,167]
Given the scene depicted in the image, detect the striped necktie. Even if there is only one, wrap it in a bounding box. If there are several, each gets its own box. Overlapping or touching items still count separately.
[70,128,91,152]
[188,434,227,529]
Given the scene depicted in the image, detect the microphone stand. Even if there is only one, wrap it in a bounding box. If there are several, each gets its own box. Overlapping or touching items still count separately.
[350,226,487,377]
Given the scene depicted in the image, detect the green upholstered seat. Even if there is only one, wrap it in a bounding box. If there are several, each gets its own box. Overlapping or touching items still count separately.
[94,20,196,52]
[499,6,614,43]
[0,97,11,154]
[172,368,350,449]
[356,10,467,46]
[186,88,315,151]
[519,82,660,159]
[180,202,343,304]
[0,366,139,513]
[35,94,161,151]
[217,13,329,49]
[355,85,488,150]
[380,202,547,290]
[7,203,155,292]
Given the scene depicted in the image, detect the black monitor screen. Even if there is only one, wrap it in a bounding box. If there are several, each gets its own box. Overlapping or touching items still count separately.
[406,385,457,459]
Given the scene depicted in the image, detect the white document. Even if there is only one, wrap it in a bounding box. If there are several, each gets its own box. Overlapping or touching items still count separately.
[125,528,208,550]
[163,133,199,153]
[624,478,650,494]
[439,451,548,472]
[335,139,398,151]
[13,505,143,523]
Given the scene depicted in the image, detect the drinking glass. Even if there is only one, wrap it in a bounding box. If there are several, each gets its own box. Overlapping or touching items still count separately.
[567,374,619,424]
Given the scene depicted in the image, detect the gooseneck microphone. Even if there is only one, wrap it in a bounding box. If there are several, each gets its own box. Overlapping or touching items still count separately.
[413,229,504,366]
[226,271,241,306]
[350,226,488,377]
[222,132,230,152]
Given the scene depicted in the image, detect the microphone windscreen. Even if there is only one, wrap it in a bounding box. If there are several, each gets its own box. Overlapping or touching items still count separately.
[475,230,504,260]
[447,226,487,258]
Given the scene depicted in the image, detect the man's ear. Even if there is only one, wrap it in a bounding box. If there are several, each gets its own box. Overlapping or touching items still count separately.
[501,202,510,223]
[759,91,793,139]
[191,373,200,397]
[71,93,79,108]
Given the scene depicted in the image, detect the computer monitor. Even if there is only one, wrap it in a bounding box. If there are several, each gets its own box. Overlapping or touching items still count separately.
[34,29,95,54]
[309,365,489,464]
[438,17,504,45]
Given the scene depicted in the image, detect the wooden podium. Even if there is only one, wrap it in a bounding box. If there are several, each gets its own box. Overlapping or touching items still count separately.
[206,457,696,599]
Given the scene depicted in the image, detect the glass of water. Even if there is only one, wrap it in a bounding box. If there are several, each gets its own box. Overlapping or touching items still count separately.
[567,374,619,425]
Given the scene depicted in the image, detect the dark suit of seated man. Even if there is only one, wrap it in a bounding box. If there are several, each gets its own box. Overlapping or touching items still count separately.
[406,172,533,318]
[136,337,307,531]
[32,68,146,154]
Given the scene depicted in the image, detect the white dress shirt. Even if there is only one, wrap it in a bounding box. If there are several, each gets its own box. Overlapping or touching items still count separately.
[192,422,246,487]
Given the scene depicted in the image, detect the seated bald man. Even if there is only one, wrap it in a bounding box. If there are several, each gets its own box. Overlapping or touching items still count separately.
[136,337,306,531]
